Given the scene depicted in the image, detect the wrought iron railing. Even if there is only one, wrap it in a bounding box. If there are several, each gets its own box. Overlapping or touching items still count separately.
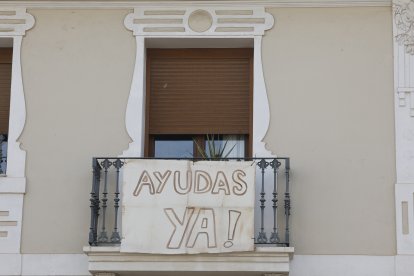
[88,157,291,247]
[0,134,7,174]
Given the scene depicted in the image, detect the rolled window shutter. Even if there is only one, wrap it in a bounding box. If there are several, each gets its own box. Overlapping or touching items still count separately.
[147,48,253,135]
[0,48,12,134]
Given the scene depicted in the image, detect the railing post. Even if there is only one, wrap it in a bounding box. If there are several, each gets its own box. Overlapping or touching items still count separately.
[284,158,291,246]
[111,159,124,243]
[89,158,101,246]
[256,158,269,243]
[98,159,112,243]
[269,158,281,243]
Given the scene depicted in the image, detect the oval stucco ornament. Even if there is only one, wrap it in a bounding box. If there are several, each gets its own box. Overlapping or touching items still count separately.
[188,10,213,33]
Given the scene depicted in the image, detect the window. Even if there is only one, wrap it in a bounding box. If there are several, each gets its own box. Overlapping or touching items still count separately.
[145,48,253,158]
[0,47,12,174]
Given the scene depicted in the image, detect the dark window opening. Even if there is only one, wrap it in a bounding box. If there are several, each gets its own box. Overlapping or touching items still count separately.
[145,48,253,158]
[0,47,12,174]
[150,134,247,158]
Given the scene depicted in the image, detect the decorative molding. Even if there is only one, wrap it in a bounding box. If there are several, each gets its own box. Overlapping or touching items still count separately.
[397,87,414,116]
[393,2,414,267]
[121,36,145,157]
[124,7,274,36]
[84,246,293,275]
[4,253,414,276]
[253,36,271,156]
[395,183,414,254]
[0,1,392,9]
[0,7,34,179]
[0,6,34,258]
[0,194,23,253]
[394,0,414,54]
[121,7,274,157]
[393,2,414,180]
[0,7,34,37]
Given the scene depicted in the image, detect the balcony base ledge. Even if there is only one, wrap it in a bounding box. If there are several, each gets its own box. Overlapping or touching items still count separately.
[83,246,294,276]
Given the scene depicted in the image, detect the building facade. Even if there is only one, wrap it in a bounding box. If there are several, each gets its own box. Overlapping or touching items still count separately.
[0,0,412,275]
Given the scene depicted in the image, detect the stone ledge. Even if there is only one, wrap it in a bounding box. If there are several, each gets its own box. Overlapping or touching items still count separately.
[83,246,294,276]
[0,177,26,194]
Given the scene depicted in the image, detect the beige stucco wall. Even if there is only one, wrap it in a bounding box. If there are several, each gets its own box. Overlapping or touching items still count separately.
[20,9,134,253]
[264,7,396,255]
[19,7,396,255]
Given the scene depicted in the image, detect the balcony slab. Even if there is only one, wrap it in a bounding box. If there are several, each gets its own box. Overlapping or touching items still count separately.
[83,246,294,276]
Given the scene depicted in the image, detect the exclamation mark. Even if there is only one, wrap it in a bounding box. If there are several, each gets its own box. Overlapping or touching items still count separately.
[224,210,241,248]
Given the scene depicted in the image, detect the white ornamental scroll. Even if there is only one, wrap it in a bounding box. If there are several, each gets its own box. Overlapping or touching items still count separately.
[121,160,255,254]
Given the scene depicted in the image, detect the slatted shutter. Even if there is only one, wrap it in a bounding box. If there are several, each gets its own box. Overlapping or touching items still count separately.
[0,48,12,134]
[146,48,253,136]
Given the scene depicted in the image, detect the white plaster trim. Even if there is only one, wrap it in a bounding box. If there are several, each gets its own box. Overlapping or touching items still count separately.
[84,246,293,274]
[396,254,414,276]
[124,7,274,36]
[253,36,272,156]
[290,255,396,276]
[6,36,27,179]
[0,254,91,276]
[0,1,392,9]
[0,6,34,258]
[0,194,23,253]
[0,177,25,193]
[0,7,33,179]
[397,87,414,117]
[0,254,21,276]
[0,8,34,37]
[122,8,274,157]
[395,183,414,254]
[21,254,90,276]
[3,253,414,276]
[393,0,414,257]
[121,36,145,157]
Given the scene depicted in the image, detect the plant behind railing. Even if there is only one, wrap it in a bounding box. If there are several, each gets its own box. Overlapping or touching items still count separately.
[194,134,237,159]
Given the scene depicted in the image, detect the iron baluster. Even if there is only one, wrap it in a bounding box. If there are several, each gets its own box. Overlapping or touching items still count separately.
[269,159,281,244]
[98,158,112,243]
[284,159,291,246]
[88,158,97,245]
[111,159,124,243]
[89,158,101,245]
[94,164,101,245]
[256,159,269,243]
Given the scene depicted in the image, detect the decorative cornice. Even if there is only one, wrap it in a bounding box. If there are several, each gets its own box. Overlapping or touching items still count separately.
[0,7,34,36]
[124,7,274,37]
[0,0,391,9]
[394,0,414,54]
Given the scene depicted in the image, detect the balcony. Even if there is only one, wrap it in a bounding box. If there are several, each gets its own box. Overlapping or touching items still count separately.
[83,157,294,276]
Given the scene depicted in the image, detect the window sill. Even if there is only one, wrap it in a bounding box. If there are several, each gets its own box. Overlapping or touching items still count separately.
[83,246,294,276]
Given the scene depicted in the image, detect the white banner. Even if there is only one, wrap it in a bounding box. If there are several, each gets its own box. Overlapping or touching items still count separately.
[121,160,255,254]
